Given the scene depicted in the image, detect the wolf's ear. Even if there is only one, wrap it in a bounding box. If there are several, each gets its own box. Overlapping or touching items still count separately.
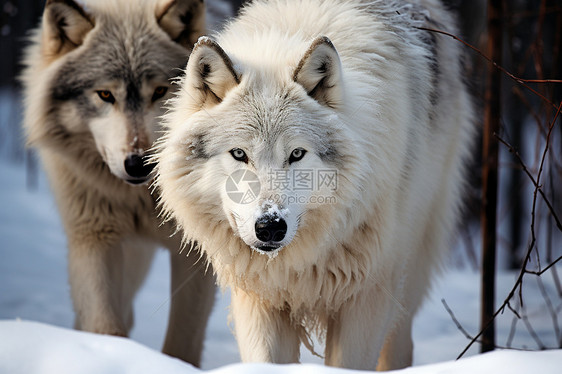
[184,37,239,107]
[157,0,206,49]
[41,0,94,57]
[293,36,343,109]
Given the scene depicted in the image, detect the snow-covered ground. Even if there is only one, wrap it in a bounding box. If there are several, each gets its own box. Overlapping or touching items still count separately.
[1,321,561,374]
[1,158,561,372]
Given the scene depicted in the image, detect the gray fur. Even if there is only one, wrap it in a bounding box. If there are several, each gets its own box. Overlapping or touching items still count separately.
[21,0,214,366]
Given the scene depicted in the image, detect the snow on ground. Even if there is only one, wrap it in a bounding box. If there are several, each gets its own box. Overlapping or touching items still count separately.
[1,321,561,374]
[1,158,561,372]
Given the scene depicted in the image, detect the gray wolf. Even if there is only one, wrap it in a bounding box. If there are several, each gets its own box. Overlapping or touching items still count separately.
[155,0,474,370]
[20,0,214,366]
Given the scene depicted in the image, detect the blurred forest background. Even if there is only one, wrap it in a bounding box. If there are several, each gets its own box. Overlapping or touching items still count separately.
[1,0,560,353]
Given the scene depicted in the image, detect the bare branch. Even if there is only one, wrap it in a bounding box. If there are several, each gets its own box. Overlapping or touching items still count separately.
[442,299,473,340]
[417,26,562,109]
[496,126,562,234]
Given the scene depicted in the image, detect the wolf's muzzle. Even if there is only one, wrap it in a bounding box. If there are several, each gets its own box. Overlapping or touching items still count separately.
[254,214,287,251]
[124,154,155,184]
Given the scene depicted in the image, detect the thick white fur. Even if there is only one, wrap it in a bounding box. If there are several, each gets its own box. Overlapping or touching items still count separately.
[21,0,214,366]
[156,0,474,370]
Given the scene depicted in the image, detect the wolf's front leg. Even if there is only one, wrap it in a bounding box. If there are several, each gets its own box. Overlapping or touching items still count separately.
[231,288,300,363]
[376,316,413,370]
[162,249,216,367]
[325,285,399,370]
[67,236,129,336]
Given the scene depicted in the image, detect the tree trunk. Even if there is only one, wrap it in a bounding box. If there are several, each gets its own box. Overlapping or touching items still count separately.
[480,0,503,354]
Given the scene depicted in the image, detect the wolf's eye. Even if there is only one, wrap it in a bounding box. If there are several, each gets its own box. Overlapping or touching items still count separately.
[230,148,248,163]
[289,148,307,164]
[151,86,168,102]
[97,90,115,104]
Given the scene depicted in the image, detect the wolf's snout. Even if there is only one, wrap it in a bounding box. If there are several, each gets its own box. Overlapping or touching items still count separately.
[255,215,287,245]
[124,154,154,182]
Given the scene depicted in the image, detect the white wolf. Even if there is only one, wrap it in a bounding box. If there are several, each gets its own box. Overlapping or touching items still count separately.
[21,0,215,365]
[156,0,474,370]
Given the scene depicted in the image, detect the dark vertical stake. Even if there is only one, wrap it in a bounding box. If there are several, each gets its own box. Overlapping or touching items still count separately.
[481,0,503,353]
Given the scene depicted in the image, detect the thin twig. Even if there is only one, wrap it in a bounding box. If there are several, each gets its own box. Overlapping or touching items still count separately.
[458,101,562,359]
[506,304,520,348]
[442,299,473,340]
[507,300,522,319]
[521,307,546,349]
[495,134,562,231]
[443,298,536,353]
[417,27,562,109]
[536,276,561,342]
[525,255,562,276]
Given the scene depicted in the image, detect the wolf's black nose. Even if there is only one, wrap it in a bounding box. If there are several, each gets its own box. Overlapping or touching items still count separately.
[255,215,287,243]
[124,154,154,179]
